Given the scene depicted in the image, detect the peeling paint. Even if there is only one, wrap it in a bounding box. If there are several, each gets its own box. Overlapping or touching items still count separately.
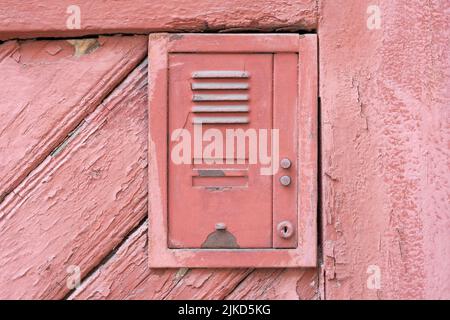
[67,39,100,57]
[44,43,62,56]
[50,121,85,157]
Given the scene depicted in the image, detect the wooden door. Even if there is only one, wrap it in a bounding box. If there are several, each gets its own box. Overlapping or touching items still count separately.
[0,36,317,299]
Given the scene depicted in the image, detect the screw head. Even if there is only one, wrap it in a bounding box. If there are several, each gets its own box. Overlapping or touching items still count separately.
[279,175,291,186]
[280,158,292,169]
[215,223,227,231]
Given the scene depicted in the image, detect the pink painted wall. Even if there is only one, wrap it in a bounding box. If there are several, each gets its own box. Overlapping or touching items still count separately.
[0,0,448,300]
[319,0,450,299]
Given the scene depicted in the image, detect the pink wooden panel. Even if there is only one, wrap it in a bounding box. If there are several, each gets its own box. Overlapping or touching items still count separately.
[0,36,147,203]
[320,0,449,299]
[69,222,318,300]
[0,33,321,299]
[0,54,148,299]
[0,0,324,299]
[226,268,318,300]
[0,0,318,40]
[0,0,445,301]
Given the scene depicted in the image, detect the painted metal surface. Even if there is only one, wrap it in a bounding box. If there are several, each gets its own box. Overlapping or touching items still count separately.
[148,33,318,268]
[192,71,250,78]
[192,105,250,113]
[169,52,273,249]
[191,82,250,90]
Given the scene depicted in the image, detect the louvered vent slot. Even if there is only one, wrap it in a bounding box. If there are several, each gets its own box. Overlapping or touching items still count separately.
[191,70,250,124]
[190,70,250,187]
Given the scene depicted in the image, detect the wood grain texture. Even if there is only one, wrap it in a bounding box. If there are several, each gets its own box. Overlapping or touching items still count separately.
[0,34,319,300]
[0,35,147,203]
[0,59,148,299]
[226,269,318,300]
[164,269,252,300]
[319,0,450,299]
[0,0,318,40]
[69,222,254,300]
[70,221,318,300]
[69,223,183,300]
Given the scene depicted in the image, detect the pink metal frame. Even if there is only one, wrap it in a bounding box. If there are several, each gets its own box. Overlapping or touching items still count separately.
[148,33,317,268]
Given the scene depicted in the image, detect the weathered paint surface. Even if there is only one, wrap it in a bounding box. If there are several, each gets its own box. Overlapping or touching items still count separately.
[319,0,449,299]
[148,34,317,268]
[0,0,318,40]
[0,36,147,203]
[0,45,148,299]
[69,223,318,300]
[69,223,252,300]
[0,36,318,299]
[0,0,448,300]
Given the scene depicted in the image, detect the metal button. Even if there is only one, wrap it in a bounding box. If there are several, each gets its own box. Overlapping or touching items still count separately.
[280,158,291,169]
[215,223,227,231]
[279,175,291,186]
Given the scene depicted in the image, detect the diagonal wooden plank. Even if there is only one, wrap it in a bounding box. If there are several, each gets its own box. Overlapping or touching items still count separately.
[69,218,318,300]
[0,40,19,62]
[69,221,253,300]
[0,59,148,299]
[0,0,318,40]
[225,268,319,300]
[69,223,182,300]
[163,269,253,300]
[0,35,147,203]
